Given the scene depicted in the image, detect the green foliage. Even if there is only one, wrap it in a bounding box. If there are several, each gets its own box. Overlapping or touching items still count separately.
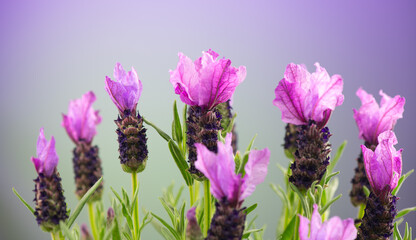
[12,187,35,215]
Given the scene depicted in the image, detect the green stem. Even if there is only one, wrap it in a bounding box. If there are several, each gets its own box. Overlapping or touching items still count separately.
[204,180,211,236]
[88,202,99,240]
[293,199,302,240]
[189,185,195,206]
[132,172,140,240]
[51,232,57,240]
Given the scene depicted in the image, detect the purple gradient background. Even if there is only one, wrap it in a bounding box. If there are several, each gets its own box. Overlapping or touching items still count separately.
[1,1,415,239]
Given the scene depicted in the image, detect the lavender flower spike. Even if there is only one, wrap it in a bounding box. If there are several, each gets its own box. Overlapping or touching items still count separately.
[299,204,357,240]
[31,128,68,232]
[362,130,402,197]
[353,88,405,146]
[105,63,148,173]
[273,63,344,128]
[31,128,59,177]
[195,133,270,240]
[62,91,101,144]
[170,49,246,110]
[62,91,104,200]
[105,62,143,117]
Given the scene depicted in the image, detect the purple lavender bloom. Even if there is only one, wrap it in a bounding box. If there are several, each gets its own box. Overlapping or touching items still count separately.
[186,207,202,240]
[353,88,405,145]
[273,63,344,128]
[105,62,143,116]
[169,49,246,110]
[299,204,357,240]
[31,128,59,177]
[62,91,101,144]
[195,133,270,206]
[362,130,402,196]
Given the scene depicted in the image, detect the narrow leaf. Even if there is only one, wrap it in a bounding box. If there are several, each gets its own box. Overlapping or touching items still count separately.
[67,177,103,228]
[151,213,181,240]
[244,203,258,215]
[242,228,263,238]
[392,169,414,196]
[60,221,76,240]
[12,187,35,214]
[143,118,172,142]
[319,194,342,215]
[168,140,193,186]
[280,214,297,240]
[173,101,183,143]
[396,207,416,219]
[327,141,347,174]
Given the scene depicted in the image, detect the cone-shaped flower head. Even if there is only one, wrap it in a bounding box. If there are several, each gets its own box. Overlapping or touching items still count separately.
[62,91,101,144]
[353,88,405,145]
[362,130,402,196]
[273,63,344,128]
[31,128,59,177]
[186,207,203,240]
[170,49,246,110]
[195,133,270,206]
[105,62,143,116]
[299,204,357,240]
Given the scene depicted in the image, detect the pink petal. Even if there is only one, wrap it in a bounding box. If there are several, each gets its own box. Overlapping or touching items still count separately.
[374,91,405,143]
[353,88,380,143]
[194,143,226,200]
[42,136,59,177]
[31,157,42,174]
[362,145,376,192]
[105,76,125,111]
[309,204,322,239]
[186,207,197,221]
[341,219,357,240]
[318,217,343,240]
[61,114,77,143]
[308,63,344,123]
[240,148,270,201]
[36,128,47,157]
[299,215,311,240]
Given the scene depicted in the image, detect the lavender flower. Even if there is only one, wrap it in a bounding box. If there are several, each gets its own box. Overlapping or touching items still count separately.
[273,63,343,190]
[350,89,405,206]
[299,204,357,240]
[105,62,143,117]
[186,207,203,240]
[105,63,148,173]
[32,129,68,232]
[354,88,405,146]
[195,133,270,239]
[170,49,246,111]
[61,91,101,144]
[358,130,402,239]
[62,91,103,200]
[170,50,245,180]
[273,63,344,128]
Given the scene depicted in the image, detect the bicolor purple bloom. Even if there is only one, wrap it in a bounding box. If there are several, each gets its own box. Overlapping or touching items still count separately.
[353,88,405,145]
[273,63,344,128]
[169,49,246,110]
[299,204,357,240]
[62,91,101,144]
[31,128,59,177]
[195,133,270,206]
[362,130,402,196]
[105,62,143,115]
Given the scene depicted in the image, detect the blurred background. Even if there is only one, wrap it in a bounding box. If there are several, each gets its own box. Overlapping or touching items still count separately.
[1,0,415,239]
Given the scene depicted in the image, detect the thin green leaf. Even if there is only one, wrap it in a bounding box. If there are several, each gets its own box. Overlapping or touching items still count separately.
[174,186,185,207]
[396,207,416,219]
[143,118,172,142]
[244,203,258,215]
[238,134,257,175]
[279,214,297,240]
[160,198,176,225]
[123,232,133,240]
[168,140,193,186]
[394,222,403,240]
[173,101,183,143]
[392,169,414,196]
[276,163,287,175]
[223,113,237,136]
[122,188,131,211]
[270,184,291,212]
[60,221,76,240]
[325,171,340,185]
[289,183,309,218]
[151,213,181,240]
[67,177,103,228]
[327,141,347,174]
[319,194,342,215]
[242,228,263,238]
[12,187,35,214]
